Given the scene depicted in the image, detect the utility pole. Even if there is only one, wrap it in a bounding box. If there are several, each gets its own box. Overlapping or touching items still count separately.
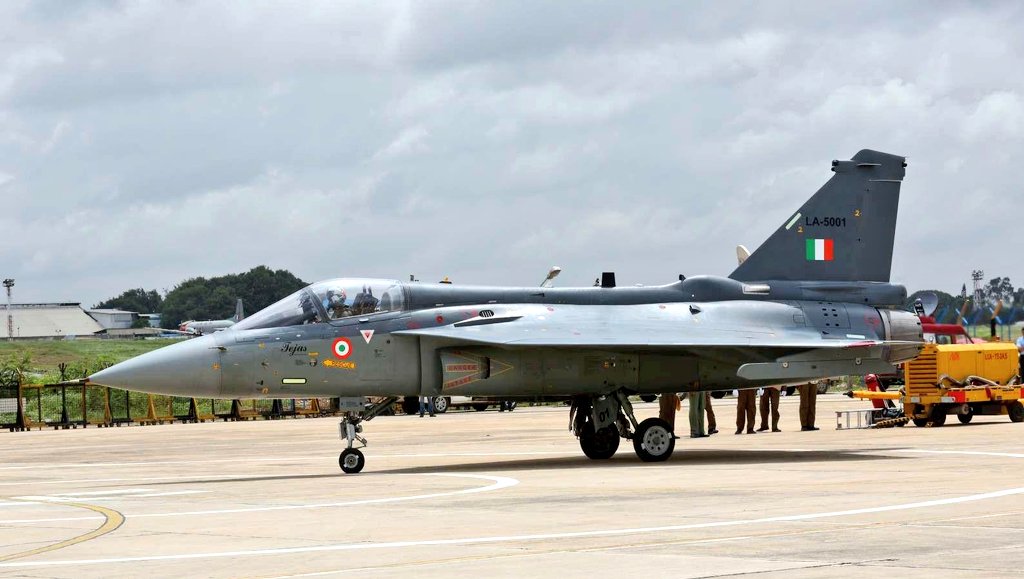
[3,279,13,342]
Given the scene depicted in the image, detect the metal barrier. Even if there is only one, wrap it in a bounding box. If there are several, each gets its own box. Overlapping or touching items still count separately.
[0,368,24,431]
[835,408,885,430]
[3,375,342,432]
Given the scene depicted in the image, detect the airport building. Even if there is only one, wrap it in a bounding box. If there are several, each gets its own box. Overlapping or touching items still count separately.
[0,303,104,339]
[86,308,138,329]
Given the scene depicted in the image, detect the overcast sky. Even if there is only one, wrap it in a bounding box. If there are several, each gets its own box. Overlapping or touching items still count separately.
[2,1,1022,307]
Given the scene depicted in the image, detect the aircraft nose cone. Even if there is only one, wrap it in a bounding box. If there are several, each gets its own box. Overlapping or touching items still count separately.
[89,335,221,397]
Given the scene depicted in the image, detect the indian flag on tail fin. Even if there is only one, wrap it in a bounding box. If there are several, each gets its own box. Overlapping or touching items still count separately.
[805,238,834,261]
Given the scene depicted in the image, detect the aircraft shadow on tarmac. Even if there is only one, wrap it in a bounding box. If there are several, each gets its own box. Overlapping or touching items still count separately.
[372,447,912,475]
[131,448,912,486]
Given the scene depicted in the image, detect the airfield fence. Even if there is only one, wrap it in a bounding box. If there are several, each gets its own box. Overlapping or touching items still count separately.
[0,370,345,432]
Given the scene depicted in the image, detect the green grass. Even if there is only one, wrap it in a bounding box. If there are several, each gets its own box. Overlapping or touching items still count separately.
[0,339,179,383]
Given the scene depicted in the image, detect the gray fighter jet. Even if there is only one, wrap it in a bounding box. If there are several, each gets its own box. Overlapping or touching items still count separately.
[90,150,924,473]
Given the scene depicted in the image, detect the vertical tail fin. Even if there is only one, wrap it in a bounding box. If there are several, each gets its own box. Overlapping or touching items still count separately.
[729,149,905,283]
[233,299,244,322]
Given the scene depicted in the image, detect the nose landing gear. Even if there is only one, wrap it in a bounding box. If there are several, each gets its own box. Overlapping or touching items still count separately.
[338,396,399,474]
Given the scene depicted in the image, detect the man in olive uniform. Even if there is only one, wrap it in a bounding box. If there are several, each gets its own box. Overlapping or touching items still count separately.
[735,389,757,434]
[688,390,706,438]
[799,382,819,431]
[757,385,781,432]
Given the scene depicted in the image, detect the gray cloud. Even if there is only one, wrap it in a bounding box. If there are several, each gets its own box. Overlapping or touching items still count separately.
[1,0,1022,307]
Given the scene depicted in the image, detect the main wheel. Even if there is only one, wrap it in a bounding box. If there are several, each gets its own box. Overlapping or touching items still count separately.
[632,418,675,462]
[784,386,796,397]
[433,396,449,414]
[339,448,365,474]
[473,403,489,412]
[912,417,928,427]
[1008,401,1024,423]
[506,401,517,411]
[929,406,947,427]
[710,390,727,399]
[639,394,657,403]
[580,425,620,459]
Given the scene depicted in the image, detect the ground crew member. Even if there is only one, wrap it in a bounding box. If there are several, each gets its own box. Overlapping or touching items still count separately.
[735,389,756,434]
[688,390,706,438]
[418,395,435,418]
[1016,328,1024,376]
[799,382,819,431]
[659,393,680,431]
[757,385,781,432]
[704,391,718,435]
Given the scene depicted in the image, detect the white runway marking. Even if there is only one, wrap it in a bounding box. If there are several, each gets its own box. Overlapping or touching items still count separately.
[0,449,1022,569]
[2,485,1022,568]
[0,473,518,525]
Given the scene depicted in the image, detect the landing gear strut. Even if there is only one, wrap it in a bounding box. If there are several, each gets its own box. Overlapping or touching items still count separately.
[570,391,676,463]
[338,396,398,474]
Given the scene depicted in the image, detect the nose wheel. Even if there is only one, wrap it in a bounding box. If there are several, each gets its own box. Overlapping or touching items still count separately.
[339,448,365,474]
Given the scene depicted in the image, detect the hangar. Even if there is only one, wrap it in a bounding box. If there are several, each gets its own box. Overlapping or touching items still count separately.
[0,303,104,339]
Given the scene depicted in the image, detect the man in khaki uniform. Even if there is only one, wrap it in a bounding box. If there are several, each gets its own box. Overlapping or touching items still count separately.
[757,385,781,432]
[704,391,718,435]
[799,382,819,431]
[659,393,680,431]
[735,389,757,434]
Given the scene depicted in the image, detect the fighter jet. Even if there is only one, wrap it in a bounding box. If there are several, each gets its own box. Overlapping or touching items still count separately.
[178,299,244,335]
[90,150,923,474]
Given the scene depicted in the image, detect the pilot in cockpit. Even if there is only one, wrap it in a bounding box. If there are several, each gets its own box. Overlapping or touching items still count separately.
[324,289,349,320]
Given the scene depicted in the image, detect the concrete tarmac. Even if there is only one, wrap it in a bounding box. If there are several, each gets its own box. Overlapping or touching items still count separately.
[2,394,1024,578]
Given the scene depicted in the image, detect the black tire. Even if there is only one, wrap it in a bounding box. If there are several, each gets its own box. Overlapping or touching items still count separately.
[912,417,929,427]
[339,448,365,474]
[472,403,489,412]
[401,396,419,415]
[632,418,675,462]
[929,406,947,427]
[433,396,449,414]
[817,381,829,395]
[580,425,620,460]
[1008,401,1024,423]
[710,390,727,399]
[506,401,517,411]
[957,410,974,424]
[784,386,796,397]
[639,394,657,403]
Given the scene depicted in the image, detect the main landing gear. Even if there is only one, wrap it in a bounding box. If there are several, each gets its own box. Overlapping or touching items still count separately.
[570,391,676,463]
[338,396,398,474]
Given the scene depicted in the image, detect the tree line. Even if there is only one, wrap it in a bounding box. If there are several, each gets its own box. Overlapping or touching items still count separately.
[94,266,307,329]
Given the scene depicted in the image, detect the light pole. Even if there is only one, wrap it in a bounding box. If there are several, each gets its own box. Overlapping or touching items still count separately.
[3,278,13,342]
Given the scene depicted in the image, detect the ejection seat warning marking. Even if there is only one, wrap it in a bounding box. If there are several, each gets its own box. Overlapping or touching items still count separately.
[323,359,356,370]
[785,213,801,230]
[360,329,374,344]
[332,338,352,359]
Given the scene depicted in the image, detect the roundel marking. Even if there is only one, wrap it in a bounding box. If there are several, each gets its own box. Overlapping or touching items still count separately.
[332,337,353,359]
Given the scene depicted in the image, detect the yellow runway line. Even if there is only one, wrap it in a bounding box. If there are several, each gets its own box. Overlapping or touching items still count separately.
[0,500,125,563]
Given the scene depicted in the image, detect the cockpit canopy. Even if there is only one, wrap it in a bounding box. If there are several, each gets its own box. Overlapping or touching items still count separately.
[232,278,405,331]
